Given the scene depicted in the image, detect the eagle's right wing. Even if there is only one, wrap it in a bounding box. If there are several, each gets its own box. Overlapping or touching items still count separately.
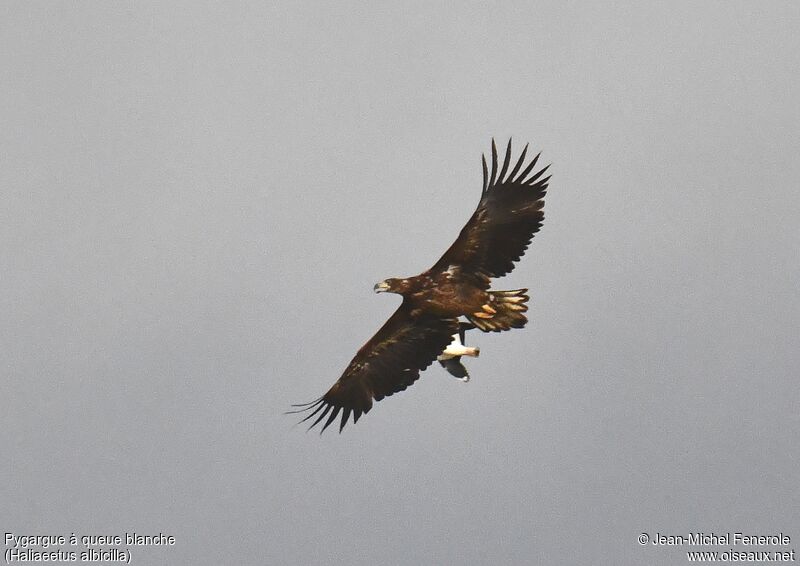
[290,305,457,433]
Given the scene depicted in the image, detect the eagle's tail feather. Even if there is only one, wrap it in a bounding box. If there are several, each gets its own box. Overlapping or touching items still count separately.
[467,289,529,332]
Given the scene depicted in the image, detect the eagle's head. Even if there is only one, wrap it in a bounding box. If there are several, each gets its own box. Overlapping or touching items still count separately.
[374,278,409,294]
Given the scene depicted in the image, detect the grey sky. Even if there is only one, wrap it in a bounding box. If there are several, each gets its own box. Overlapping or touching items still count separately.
[2,2,798,565]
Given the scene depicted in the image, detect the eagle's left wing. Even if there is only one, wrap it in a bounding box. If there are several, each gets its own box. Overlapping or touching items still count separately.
[430,139,549,282]
[290,304,457,433]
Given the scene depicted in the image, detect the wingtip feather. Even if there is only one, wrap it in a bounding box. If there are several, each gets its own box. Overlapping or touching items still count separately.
[498,138,512,183]
[489,139,498,187]
[508,143,529,182]
[339,407,352,433]
[320,406,341,434]
[481,154,488,194]
[517,151,542,184]
[526,163,551,186]
[306,403,332,431]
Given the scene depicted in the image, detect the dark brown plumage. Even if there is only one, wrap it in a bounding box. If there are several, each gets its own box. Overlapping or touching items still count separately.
[290,139,550,433]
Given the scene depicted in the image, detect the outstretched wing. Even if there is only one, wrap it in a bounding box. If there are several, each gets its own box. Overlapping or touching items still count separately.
[290,305,457,433]
[431,139,550,281]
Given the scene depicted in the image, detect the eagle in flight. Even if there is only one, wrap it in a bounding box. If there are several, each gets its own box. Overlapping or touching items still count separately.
[290,139,550,433]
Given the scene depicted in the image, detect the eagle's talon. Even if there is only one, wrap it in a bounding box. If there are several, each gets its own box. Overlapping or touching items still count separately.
[481,304,497,314]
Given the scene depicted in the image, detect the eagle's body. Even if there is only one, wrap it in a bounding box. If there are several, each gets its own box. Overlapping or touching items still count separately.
[291,139,550,433]
[377,272,488,318]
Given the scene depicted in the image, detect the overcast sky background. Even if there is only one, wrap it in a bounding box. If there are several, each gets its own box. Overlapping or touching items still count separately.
[2,2,798,565]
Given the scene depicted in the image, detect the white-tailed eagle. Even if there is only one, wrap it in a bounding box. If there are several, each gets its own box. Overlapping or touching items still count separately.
[290,139,550,433]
